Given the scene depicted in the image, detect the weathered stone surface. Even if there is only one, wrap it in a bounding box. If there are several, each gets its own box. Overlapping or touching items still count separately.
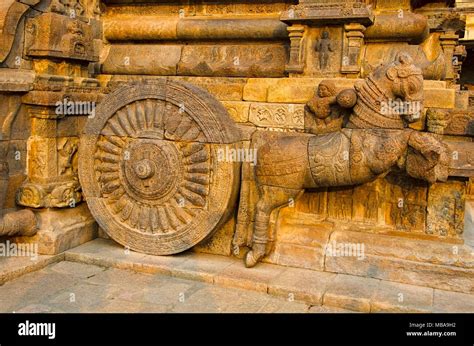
[172,253,235,284]
[243,78,279,102]
[323,274,380,312]
[0,0,473,314]
[426,180,466,237]
[104,17,287,42]
[327,230,474,269]
[424,88,456,109]
[447,141,474,177]
[102,45,182,75]
[193,215,236,257]
[0,0,31,64]
[13,204,98,255]
[268,267,336,305]
[171,76,246,101]
[25,12,100,62]
[371,281,433,313]
[104,17,179,41]
[177,44,287,77]
[79,81,241,256]
[0,252,63,286]
[309,305,359,313]
[249,102,304,130]
[221,101,250,123]
[214,261,286,292]
[326,252,474,294]
[433,289,474,313]
[267,78,359,103]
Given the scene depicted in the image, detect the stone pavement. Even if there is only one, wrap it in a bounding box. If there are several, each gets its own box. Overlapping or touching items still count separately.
[0,261,324,313]
[0,238,473,313]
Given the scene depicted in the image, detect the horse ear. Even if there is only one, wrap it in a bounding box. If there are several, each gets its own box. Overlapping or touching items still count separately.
[386,67,397,81]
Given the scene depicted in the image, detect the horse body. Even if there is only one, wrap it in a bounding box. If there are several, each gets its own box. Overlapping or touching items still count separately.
[244,53,445,268]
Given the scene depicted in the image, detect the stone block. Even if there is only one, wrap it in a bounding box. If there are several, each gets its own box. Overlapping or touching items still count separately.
[177,44,286,78]
[268,267,336,305]
[267,242,325,271]
[0,253,63,286]
[102,45,182,75]
[104,17,178,41]
[326,252,474,294]
[214,261,285,292]
[267,78,359,103]
[221,101,250,123]
[371,281,433,313]
[433,289,474,313]
[13,204,98,255]
[447,141,474,177]
[25,12,99,62]
[193,215,236,257]
[170,76,246,101]
[45,261,106,278]
[323,274,380,312]
[172,253,235,284]
[258,298,309,313]
[243,78,279,102]
[249,102,304,130]
[424,88,456,109]
[426,180,465,237]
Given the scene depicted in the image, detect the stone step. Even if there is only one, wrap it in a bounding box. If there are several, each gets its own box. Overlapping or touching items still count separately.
[64,239,474,313]
[0,252,63,285]
[324,230,474,295]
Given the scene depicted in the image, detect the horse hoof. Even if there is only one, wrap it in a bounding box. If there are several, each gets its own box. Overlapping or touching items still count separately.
[244,251,258,268]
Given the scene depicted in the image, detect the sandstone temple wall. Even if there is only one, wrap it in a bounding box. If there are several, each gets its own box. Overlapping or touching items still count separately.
[0,0,473,294]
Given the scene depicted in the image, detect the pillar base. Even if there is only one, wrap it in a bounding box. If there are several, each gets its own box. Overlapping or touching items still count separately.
[12,203,97,255]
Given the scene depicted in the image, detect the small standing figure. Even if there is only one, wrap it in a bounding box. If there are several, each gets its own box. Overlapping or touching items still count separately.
[304,80,345,134]
[316,30,334,70]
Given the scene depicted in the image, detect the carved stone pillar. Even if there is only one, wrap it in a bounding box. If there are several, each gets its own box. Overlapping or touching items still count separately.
[16,101,81,209]
[341,23,365,77]
[440,31,459,83]
[286,24,306,74]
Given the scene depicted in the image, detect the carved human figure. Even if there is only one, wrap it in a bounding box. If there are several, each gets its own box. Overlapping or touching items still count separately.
[316,30,334,70]
[305,80,347,134]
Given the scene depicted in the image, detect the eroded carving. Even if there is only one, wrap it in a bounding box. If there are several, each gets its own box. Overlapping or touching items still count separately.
[243,53,451,267]
[79,81,241,255]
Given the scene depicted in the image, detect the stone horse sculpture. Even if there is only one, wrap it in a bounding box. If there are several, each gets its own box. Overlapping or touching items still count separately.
[244,52,449,267]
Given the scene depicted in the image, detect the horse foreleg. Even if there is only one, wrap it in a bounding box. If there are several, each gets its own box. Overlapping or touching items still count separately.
[244,185,303,268]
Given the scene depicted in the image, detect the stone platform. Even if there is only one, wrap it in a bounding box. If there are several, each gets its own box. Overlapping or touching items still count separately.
[2,238,471,313]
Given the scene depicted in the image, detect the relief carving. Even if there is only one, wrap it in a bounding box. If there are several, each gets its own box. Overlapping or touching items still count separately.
[79,81,241,256]
[243,53,451,267]
[249,103,304,130]
[316,30,334,70]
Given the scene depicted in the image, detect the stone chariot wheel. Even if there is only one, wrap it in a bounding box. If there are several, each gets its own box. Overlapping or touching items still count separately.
[79,80,241,255]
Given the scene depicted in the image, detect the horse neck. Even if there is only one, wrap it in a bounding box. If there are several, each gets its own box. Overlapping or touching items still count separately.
[348,75,405,130]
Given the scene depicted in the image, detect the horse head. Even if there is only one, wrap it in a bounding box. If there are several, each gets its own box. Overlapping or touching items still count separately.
[383,52,424,122]
[349,52,424,129]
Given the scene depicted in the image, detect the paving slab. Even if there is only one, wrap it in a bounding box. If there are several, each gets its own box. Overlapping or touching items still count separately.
[214,261,286,293]
[371,281,434,313]
[0,253,64,285]
[2,238,471,313]
[268,267,336,305]
[322,274,380,312]
[433,289,474,313]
